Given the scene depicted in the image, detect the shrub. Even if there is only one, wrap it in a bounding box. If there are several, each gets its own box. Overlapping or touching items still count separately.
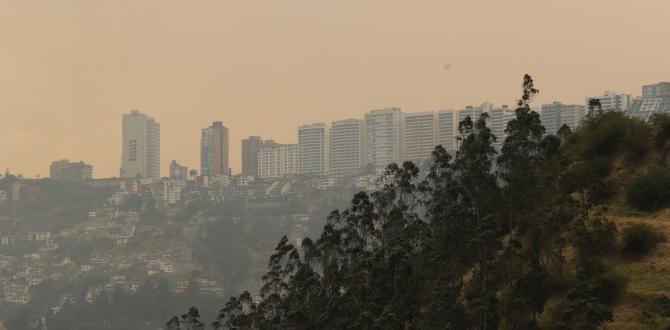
[573,213,618,258]
[564,112,650,161]
[561,158,614,204]
[653,295,670,317]
[621,223,666,257]
[626,168,670,211]
[554,261,626,329]
[650,113,670,150]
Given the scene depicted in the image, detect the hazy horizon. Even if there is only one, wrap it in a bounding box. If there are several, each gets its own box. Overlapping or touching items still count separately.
[2,0,669,178]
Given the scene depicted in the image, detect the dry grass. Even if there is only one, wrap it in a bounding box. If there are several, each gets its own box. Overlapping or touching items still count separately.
[603,210,670,329]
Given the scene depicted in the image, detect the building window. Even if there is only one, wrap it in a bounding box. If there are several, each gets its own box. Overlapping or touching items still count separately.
[129,140,137,161]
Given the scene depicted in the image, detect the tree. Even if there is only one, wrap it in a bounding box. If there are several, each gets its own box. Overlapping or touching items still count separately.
[454,112,501,329]
[189,169,199,182]
[555,263,622,330]
[166,307,205,330]
[557,124,572,141]
[168,75,634,330]
[587,98,602,118]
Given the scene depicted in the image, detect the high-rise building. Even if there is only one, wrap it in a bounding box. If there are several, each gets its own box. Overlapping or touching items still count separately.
[50,159,93,181]
[298,123,328,175]
[437,110,457,153]
[169,160,188,181]
[560,104,587,132]
[258,143,299,179]
[540,103,562,136]
[585,91,632,113]
[540,102,586,135]
[642,82,670,98]
[459,105,481,123]
[121,110,160,179]
[365,108,403,170]
[403,112,437,163]
[241,136,264,177]
[454,103,493,151]
[630,82,670,121]
[489,105,515,149]
[329,119,365,177]
[200,121,230,177]
[458,102,492,123]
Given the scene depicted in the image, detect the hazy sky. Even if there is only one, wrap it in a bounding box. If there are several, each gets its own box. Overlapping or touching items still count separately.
[1,1,669,178]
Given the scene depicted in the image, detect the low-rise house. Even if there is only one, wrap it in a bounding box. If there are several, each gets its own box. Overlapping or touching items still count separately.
[26,232,51,242]
[51,294,77,314]
[236,175,255,188]
[175,281,190,293]
[153,179,186,207]
[85,286,103,303]
[90,257,110,266]
[4,281,30,304]
[280,182,292,196]
[317,176,338,190]
[108,191,126,206]
[0,256,17,270]
[159,261,174,273]
[0,233,18,246]
[57,229,78,240]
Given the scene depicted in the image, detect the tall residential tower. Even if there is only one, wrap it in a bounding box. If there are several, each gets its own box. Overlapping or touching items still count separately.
[258,142,299,179]
[200,121,230,177]
[241,136,264,177]
[403,112,436,163]
[120,110,160,179]
[437,110,457,153]
[365,108,403,170]
[329,119,365,177]
[585,91,632,113]
[489,105,515,150]
[298,123,329,175]
[540,102,586,135]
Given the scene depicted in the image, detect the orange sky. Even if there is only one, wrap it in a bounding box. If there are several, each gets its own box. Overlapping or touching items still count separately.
[1,0,669,178]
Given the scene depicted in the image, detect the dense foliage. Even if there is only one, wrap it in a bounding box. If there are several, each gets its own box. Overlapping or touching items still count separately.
[169,75,669,329]
[626,168,670,211]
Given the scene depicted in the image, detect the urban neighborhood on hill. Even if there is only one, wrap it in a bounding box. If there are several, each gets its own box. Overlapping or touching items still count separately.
[1,81,670,329]
[2,1,670,328]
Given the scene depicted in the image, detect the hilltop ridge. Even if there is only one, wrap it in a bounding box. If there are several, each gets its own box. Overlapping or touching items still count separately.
[169,76,670,330]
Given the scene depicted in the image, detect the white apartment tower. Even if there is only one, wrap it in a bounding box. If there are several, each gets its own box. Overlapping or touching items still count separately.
[403,112,437,163]
[585,91,632,113]
[120,110,160,179]
[329,119,365,177]
[258,143,299,179]
[365,108,403,170]
[540,102,586,135]
[489,105,515,150]
[298,123,329,175]
[561,104,587,131]
[458,102,492,123]
[437,110,457,153]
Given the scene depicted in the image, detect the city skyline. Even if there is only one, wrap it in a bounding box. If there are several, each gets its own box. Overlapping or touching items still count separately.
[0,89,663,179]
[2,86,666,180]
[2,1,670,177]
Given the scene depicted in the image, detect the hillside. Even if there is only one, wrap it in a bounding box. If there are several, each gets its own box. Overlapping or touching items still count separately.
[606,210,670,329]
[167,75,670,330]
